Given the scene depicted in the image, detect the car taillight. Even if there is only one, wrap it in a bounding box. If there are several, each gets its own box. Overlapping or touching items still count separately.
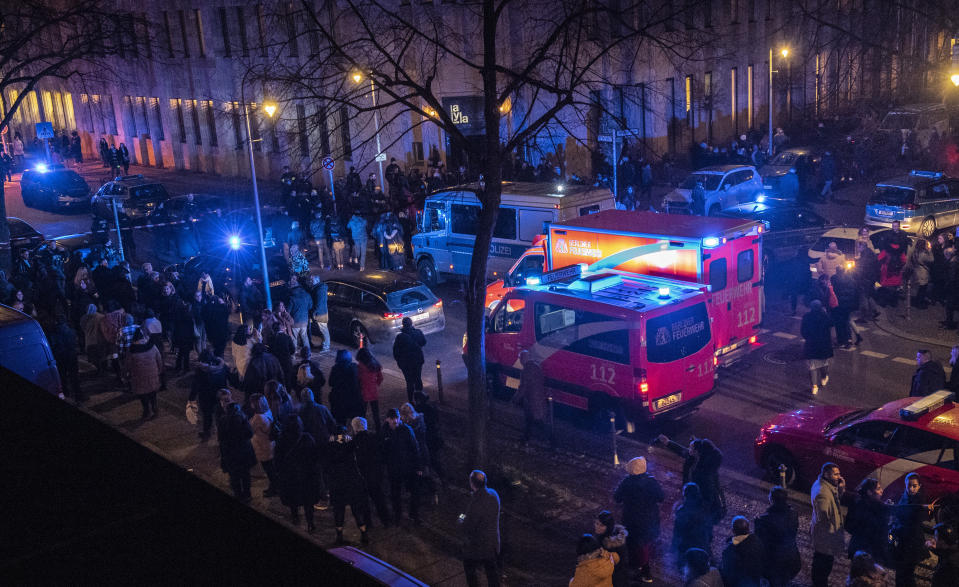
[748,335,757,344]
[433,300,443,308]
[383,311,403,319]
[635,368,649,404]
[903,203,918,210]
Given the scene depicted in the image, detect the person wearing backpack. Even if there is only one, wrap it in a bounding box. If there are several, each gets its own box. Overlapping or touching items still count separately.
[357,347,384,432]
[295,346,325,397]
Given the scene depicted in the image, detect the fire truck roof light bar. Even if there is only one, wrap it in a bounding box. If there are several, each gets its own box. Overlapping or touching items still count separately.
[900,390,954,420]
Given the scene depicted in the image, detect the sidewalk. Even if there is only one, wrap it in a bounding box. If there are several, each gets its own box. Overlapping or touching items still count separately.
[874,298,959,350]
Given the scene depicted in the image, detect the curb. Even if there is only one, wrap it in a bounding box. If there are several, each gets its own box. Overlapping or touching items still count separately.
[874,313,956,349]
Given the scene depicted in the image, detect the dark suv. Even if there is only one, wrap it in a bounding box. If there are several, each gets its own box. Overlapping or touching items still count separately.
[90,175,171,225]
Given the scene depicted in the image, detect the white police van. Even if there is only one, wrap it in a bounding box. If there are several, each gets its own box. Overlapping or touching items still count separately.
[412,182,614,285]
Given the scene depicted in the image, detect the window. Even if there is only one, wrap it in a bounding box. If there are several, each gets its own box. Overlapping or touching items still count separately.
[193,10,206,57]
[737,249,754,282]
[645,302,711,363]
[519,209,555,242]
[255,4,267,58]
[102,94,118,135]
[178,10,191,58]
[219,8,231,57]
[249,104,261,152]
[150,97,164,141]
[534,303,630,363]
[386,286,434,308]
[162,11,175,58]
[748,0,756,21]
[730,68,738,131]
[685,75,694,128]
[923,182,952,201]
[451,203,480,235]
[236,7,249,56]
[494,208,517,240]
[730,0,739,22]
[286,8,298,57]
[423,201,446,232]
[747,65,754,128]
[887,426,948,465]
[172,99,187,143]
[508,255,545,287]
[318,107,330,156]
[189,100,202,145]
[296,103,309,158]
[412,141,424,161]
[709,258,727,292]
[204,100,218,147]
[231,102,243,149]
[123,95,137,136]
[338,107,352,158]
[492,298,526,333]
[833,421,899,453]
[704,0,712,27]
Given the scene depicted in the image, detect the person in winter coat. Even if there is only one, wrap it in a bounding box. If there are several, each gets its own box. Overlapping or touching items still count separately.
[80,304,107,372]
[294,346,325,396]
[890,473,930,587]
[276,415,320,532]
[264,380,295,428]
[248,394,278,497]
[400,402,431,472]
[216,393,257,501]
[672,483,714,565]
[268,321,296,389]
[231,325,258,383]
[854,240,881,321]
[201,296,231,357]
[460,470,502,587]
[393,317,427,403]
[241,343,285,400]
[613,456,665,582]
[659,435,725,524]
[310,212,331,270]
[801,299,834,395]
[172,298,197,373]
[413,391,446,483]
[570,534,618,587]
[816,242,846,278]
[327,426,372,544]
[929,523,959,587]
[239,276,266,327]
[125,328,164,420]
[831,264,860,347]
[720,516,765,587]
[382,408,422,524]
[811,462,847,587]
[347,213,368,270]
[878,243,907,308]
[189,349,228,439]
[512,350,550,445]
[593,510,629,587]
[911,349,947,397]
[682,548,723,587]
[906,238,934,308]
[753,486,801,587]
[351,417,392,527]
[329,349,364,425]
[357,347,384,432]
[845,478,891,565]
[287,276,313,351]
[48,316,82,401]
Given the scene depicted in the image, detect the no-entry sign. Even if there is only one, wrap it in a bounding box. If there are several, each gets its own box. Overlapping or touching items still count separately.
[322,156,335,170]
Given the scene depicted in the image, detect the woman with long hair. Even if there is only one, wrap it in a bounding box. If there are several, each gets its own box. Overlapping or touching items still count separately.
[356,347,384,432]
[249,393,279,497]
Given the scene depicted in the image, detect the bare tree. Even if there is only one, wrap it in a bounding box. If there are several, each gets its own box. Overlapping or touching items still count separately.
[0,0,139,271]
[259,0,708,467]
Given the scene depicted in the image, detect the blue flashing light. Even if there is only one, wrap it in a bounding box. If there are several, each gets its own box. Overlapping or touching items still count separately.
[658,287,670,298]
[525,276,541,286]
[36,162,49,173]
[702,236,721,248]
[228,235,241,250]
[756,194,766,203]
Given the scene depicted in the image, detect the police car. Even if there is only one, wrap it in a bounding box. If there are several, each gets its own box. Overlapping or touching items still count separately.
[865,170,959,238]
[755,391,959,501]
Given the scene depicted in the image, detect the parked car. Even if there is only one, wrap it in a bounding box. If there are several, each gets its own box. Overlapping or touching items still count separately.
[326,272,445,347]
[144,194,228,226]
[665,165,765,216]
[179,252,289,307]
[865,170,959,238]
[0,303,62,396]
[755,391,959,501]
[7,217,45,259]
[20,163,91,212]
[808,226,893,278]
[879,103,950,150]
[90,175,171,225]
[716,202,827,264]
[758,147,821,201]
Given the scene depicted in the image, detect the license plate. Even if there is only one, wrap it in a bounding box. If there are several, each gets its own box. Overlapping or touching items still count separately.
[875,209,893,216]
[411,312,429,323]
[763,184,772,189]
[654,392,682,411]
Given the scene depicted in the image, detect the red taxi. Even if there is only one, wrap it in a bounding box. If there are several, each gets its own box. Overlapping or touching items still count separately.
[755,391,959,501]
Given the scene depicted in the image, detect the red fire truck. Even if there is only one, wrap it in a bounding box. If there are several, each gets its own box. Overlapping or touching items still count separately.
[485,210,765,366]
[485,265,716,427]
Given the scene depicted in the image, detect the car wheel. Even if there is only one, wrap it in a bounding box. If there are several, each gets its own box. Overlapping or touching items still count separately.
[919,217,936,239]
[761,447,799,487]
[418,258,438,288]
[308,320,328,350]
[350,321,369,348]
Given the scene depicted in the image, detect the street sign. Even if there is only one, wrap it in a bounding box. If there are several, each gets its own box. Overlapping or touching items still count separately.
[35,122,54,139]
[374,153,387,162]
[321,156,335,170]
[597,135,613,142]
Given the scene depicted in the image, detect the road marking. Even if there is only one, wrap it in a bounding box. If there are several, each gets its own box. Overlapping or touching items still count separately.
[758,328,771,334]
[893,357,915,365]
[859,350,889,359]
[772,332,797,339]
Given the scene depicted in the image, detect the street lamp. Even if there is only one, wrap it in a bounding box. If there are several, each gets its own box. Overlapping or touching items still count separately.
[768,47,790,157]
[351,70,386,190]
[952,74,959,87]
[240,74,277,311]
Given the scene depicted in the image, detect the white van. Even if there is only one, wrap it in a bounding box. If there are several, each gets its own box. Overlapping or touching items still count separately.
[0,304,62,396]
[412,182,615,285]
[880,103,950,150]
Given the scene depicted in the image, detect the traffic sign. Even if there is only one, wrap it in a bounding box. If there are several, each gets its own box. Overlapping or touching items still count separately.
[321,156,335,170]
[375,153,387,162]
[35,122,54,139]
[597,135,613,142]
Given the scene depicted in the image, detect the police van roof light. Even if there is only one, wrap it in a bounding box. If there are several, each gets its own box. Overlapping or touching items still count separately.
[525,276,541,286]
[702,236,721,248]
[900,390,954,420]
[910,170,943,178]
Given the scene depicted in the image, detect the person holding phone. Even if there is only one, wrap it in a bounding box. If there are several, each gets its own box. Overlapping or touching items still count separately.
[811,463,848,587]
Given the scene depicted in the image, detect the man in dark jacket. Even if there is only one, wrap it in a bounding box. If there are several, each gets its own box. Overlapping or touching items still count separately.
[201,296,231,358]
[287,276,313,352]
[48,316,82,401]
[242,343,284,399]
[801,299,834,395]
[382,408,422,524]
[239,276,265,328]
[351,416,392,526]
[512,350,549,445]
[459,470,501,587]
[269,322,297,390]
[613,456,665,583]
[754,486,801,587]
[308,274,330,352]
[217,397,257,501]
[393,317,427,403]
[831,264,859,347]
[721,516,766,587]
[911,349,947,397]
[300,387,336,445]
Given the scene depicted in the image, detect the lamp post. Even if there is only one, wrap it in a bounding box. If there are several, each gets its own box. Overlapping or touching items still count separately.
[240,77,277,311]
[352,71,386,191]
[768,47,789,157]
